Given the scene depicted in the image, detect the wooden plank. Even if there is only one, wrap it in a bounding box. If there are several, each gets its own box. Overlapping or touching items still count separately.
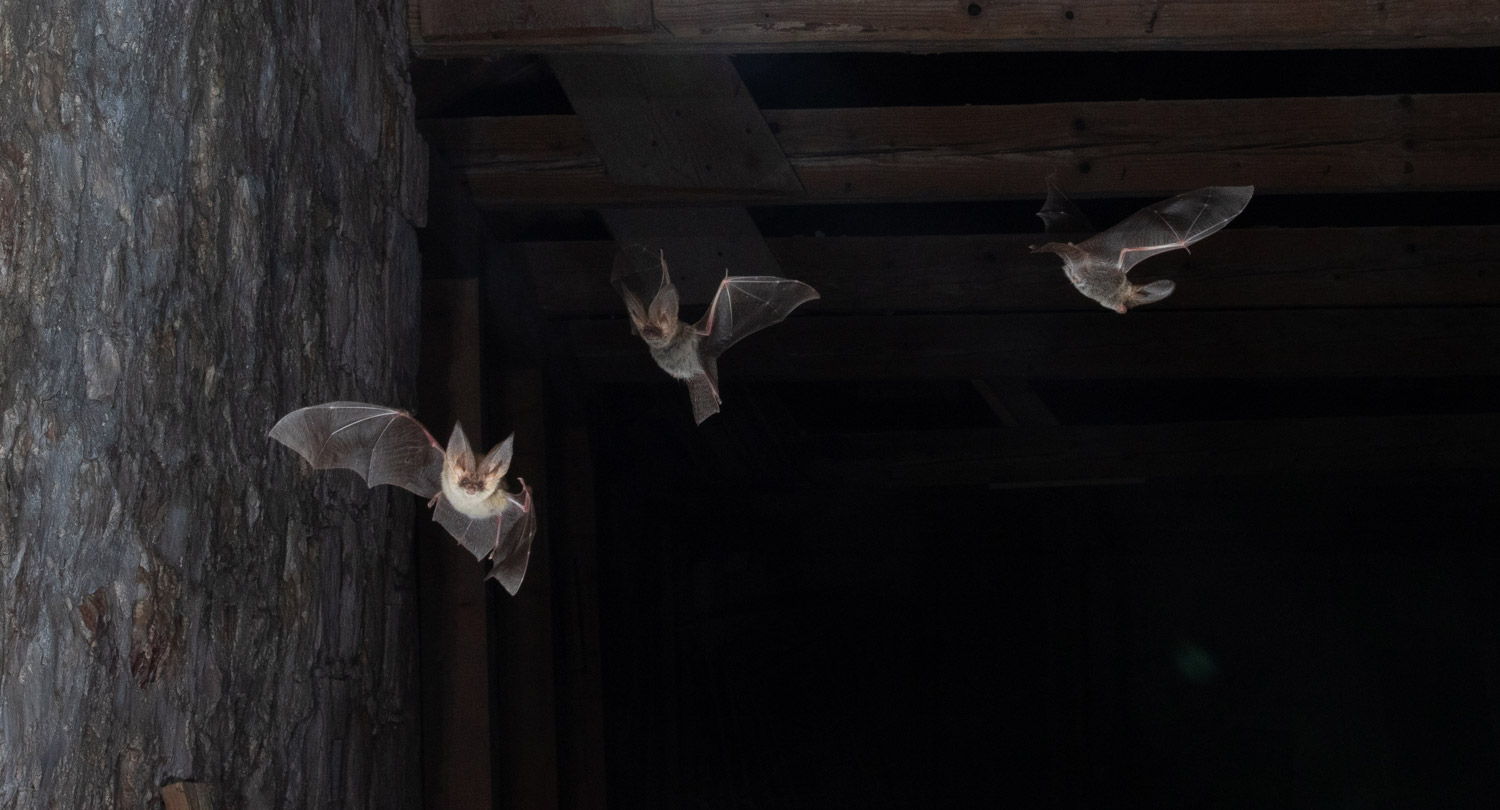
[552,426,608,810]
[423,150,591,419]
[549,55,802,195]
[161,782,214,810]
[568,308,1500,381]
[805,413,1500,487]
[409,0,1500,54]
[423,94,1500,206]
[488,369,559,810]
[417,0,650,42]
[417,278,492,810]
[520,226,1500,315]
[972,378,1060,427]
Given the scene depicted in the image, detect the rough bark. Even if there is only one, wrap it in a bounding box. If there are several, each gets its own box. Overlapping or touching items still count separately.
[0,0,427,807]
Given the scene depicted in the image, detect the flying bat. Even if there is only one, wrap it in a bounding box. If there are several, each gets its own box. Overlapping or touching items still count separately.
[611,248,819,424]
[269,402,536,595]
[1031,184,1254,313]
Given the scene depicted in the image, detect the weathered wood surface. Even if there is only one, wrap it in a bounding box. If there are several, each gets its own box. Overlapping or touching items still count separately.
[520,226,1500,314]
[569,309,1500,381]
[415,0,650,43]
[549,55,802,195]
[806,414,1500,486]
[410,0,1500,54]
[0,0,426,807]
[424,93,1500,206]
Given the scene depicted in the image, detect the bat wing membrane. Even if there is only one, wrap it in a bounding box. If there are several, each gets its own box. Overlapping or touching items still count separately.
[1079,185,1253,277]
[431,482,537,596]
[269,401,443,498]
[487,484,537,596]
[695,276,820,359]
[1037,175,1094,234]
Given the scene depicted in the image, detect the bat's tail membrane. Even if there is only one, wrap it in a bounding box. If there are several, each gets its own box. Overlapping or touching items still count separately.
[688,370,721,425]
[1126,279,1176,309]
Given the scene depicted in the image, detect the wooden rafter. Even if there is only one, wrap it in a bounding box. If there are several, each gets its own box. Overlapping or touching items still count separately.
[549,54,802,195]
[424,94,1500,207]
[409,0,1500,55]
[568,309,1500,381]
[517,226,1500,315]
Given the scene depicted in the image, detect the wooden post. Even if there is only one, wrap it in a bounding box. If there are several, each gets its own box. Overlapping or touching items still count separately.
[161,782,215,810]
[418,278,493,810]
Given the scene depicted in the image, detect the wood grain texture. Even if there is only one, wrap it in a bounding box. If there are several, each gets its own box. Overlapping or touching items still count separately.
[519,226,1500,315]
[419,0,650,40]
[425,94,1500,206]
[160,782,214,810]
[569,309,1500,380]
[410,0,1500,53]
[806,414,1500,487]
[0,0,426,805]
[550,55,802,195]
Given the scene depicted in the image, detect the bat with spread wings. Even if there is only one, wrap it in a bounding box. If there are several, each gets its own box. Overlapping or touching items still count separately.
[611,248,820,424]
[1032,184,1254,313]
[269,402,536,595]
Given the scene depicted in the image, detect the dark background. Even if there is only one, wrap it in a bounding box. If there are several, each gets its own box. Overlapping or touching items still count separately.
[417,48,1500,808]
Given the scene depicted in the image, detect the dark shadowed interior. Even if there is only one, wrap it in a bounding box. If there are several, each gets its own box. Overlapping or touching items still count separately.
[409,44,1500,809]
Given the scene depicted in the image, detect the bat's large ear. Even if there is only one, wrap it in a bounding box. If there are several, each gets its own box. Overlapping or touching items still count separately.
[446,422,474,468]
[649,279,679,324]
[481,432,515,476]
[1126,279,1176,309]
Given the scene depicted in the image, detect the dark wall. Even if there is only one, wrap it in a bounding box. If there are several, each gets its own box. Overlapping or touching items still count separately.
[0,0,426,806]
[592,387,1500,809]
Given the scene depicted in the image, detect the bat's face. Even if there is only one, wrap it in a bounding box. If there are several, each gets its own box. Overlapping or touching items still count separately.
[633,312,680,349]
[442,424,513,504]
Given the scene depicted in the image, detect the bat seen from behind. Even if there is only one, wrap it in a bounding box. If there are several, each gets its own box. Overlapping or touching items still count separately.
[269,402,536,595]
[611,248,820,424]
[1032,184,1254,313]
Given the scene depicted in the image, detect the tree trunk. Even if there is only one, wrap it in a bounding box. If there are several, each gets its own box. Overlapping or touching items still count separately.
[0,0,427,806]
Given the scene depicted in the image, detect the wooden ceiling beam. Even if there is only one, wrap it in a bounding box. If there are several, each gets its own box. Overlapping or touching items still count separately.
[549,54,802,195]
[568,308,1500,381]
[410,0,1500,56]
[519,226,1500,315]
[424,93,1500,207]
[802,413,1500,487]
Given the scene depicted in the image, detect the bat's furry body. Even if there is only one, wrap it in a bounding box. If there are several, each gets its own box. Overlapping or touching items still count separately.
[269,402,536,594]
[1033,184,1254,313]
[612,249,818,424]
[642,325,704,381]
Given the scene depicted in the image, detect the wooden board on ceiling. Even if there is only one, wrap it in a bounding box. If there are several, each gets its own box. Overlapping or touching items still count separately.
[568,308,1500,381]
[409,0,1500,54]
[517,226,1500,314]
[549,54,802,196]
[416,0,651,42]
[424,94,1500,207]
